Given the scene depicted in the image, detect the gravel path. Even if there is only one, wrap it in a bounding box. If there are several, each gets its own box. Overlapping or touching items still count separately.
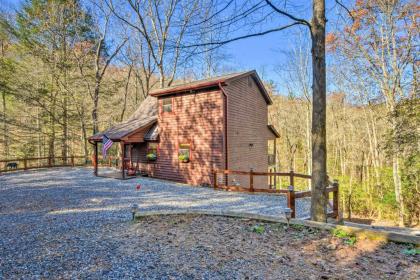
[0,167,312,279]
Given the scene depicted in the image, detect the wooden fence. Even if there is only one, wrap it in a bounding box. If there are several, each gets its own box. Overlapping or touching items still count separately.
[213,169,339,219]
[0,155,89,173]
[94,155,122,168]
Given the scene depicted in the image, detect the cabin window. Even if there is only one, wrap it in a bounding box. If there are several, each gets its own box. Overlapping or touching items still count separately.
[162,97,173,113]
[178,143,191,162]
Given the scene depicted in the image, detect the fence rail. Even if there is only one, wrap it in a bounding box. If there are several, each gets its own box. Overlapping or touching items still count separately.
[213,169,339,220]
[0,155,89,172]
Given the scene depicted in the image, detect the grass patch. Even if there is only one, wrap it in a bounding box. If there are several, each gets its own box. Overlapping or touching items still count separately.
[332,228,357,245]
[290,224,306,231]
[251,224,265,234]
[402,246,420,256]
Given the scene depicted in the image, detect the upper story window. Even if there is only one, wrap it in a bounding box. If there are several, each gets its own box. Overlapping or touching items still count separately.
[162,97,173,113]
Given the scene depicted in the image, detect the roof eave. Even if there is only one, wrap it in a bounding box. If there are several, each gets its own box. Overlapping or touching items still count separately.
[223,70,272,105]
[268,124,280,138]
[150,81,226,97]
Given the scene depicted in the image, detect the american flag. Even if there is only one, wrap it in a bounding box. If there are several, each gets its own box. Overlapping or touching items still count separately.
[102,135,113,159]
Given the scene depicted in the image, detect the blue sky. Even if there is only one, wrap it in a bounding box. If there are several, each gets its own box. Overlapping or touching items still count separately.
[1,0,342,93]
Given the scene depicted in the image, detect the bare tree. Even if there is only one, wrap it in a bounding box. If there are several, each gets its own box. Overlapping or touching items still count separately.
[106,0,202,88]
[73,2,127,134]
[184,0,329,222]
[335,0,418,225]
[275,31,312,187]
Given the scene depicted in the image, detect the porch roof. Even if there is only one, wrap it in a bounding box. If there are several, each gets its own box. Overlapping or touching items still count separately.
[89,96,158,142]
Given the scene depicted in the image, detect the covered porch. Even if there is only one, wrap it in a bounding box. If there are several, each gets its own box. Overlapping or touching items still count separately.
[89,122,159,180]
[88,96,159,180]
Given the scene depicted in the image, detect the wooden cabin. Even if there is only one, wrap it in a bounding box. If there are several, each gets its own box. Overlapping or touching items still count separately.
[89,71,279,188]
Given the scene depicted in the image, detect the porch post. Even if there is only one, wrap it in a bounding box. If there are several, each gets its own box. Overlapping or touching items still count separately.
[129,143,132,169]
[274,138,277,188]
[94,142,98,176]
[121,141,125,179]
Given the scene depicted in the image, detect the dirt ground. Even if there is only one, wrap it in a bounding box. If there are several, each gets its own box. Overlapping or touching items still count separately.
[132,214,419,280]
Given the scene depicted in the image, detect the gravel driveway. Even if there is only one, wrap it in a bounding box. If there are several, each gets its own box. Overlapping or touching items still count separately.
[0,167,311,279]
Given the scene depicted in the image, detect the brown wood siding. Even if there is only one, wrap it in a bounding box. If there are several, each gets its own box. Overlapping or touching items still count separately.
[225,76,272,188]
[122,124,154,143]
[153,90,224,185]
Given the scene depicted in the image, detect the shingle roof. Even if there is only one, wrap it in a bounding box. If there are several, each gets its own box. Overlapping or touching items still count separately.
[149,72,248,96]
[149,70,272,104]
[89,96,158,141]
[89,71,273,142]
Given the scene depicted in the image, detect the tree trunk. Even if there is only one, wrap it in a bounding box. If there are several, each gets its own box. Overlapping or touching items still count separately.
[81,118,89,161]
[392,137,404,226]
[306,103,312,189]
[310,0,328,222]
[48,114,56,164]
[120,65,133,121]
[92,84,99,135]
[62,89,68,162]
[2,90,8,158]
[159,65,165,88]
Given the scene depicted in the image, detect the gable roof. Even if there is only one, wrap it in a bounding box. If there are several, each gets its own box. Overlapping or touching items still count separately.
[89,96,158,142]
[150,70,272,105]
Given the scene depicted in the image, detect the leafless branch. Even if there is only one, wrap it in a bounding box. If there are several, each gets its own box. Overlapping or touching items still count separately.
[265,0,311,28]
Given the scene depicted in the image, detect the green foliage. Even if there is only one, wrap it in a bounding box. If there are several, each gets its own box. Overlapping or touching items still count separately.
[290,224,305,231]
[332,228,357,245]
[402,248,420,256]
[401,154,420,225]
[332,228,349,238]
[178,154,189,162]
[336,167,404,222]
[251,225,265,234]
[146,153,157,161]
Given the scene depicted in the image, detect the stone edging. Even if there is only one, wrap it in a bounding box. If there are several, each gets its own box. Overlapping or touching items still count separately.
[135,209,420,245]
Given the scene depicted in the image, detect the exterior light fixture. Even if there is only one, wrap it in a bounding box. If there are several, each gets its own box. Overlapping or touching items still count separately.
[131,203,139,220]
[283,207,292,227]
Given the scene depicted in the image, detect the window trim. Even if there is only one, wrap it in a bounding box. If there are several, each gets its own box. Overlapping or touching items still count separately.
[147,142,159,156]
[161,97,174,114]
[178,142,192,162]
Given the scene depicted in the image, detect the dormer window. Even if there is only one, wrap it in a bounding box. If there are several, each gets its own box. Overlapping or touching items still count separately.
[162,97,173,113]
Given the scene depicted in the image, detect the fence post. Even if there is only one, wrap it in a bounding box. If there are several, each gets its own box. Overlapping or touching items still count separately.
[333,179,339,221]
[23,158,27,170]
[289,170,294,187]
[287,185,296,218]
[269,168,273,189]
[71,155,75,167]
[249,168,254,192]
[213,171,217,190]
[109,156,112,167]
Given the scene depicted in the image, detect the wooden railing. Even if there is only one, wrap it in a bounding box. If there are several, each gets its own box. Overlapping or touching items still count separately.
[0,155,89,173]
[213,169,339,220]
[94,155,121,168]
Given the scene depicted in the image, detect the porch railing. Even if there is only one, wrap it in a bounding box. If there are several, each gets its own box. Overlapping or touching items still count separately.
[212,169,339,220]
